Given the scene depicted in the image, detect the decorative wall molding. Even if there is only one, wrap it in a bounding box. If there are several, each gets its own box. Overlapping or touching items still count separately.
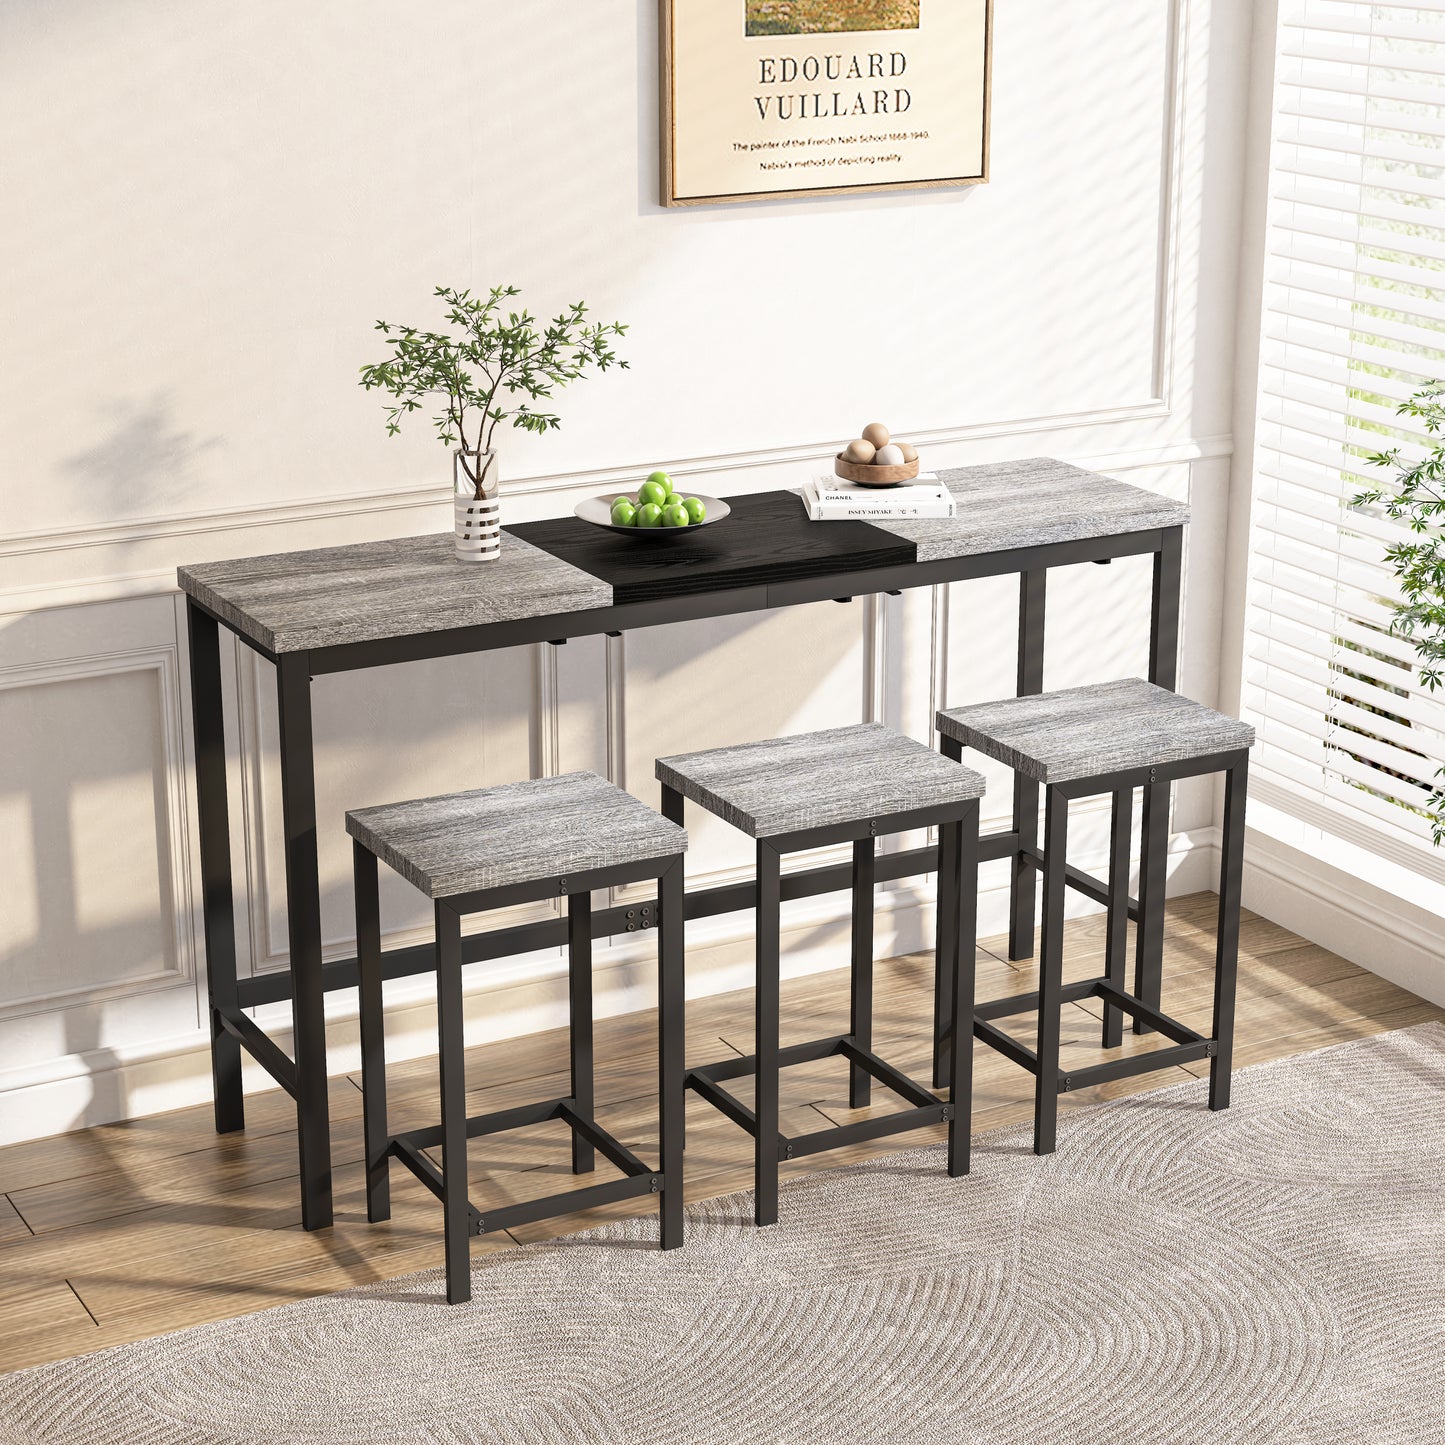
[0,644,198,1019]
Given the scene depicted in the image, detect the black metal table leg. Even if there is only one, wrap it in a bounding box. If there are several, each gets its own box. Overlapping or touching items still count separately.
[1136,527,1183,1032]
[1210,761,1248,1111]
[568,892,595,1176]
[435,901,470,1305]
[355,841,389,1223]
[1010,569,1047,962]
[276,653,333,1230]
[947,806,979,1178]
[849,838,876,1109]
[658,857,686,1249]
[186,601,244,1136]
[1035,788,1068,1156]
[1102,789,1131,1050]
[755,841,781,1228]
[934,736,964,1089]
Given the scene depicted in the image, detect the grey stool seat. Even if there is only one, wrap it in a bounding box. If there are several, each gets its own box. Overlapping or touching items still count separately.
[657,724,987,1226]
[934,679,1253,1156]
[657,723,986,839]
[349,771,687,1304]
[347,771,687,897]
[937,678,1255,784]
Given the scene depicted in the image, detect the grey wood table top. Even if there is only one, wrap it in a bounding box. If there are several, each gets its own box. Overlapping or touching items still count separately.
[876,458,1190,561]
[657,724,986,839]
[938,678,1255,784]
[178,458,1187,656]
[178,533,614,655]
[347,771,686,899]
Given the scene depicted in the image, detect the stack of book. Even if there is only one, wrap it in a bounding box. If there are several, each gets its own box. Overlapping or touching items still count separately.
[801,474,956,521]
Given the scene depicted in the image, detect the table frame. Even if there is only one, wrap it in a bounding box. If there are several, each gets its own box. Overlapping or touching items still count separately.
[185,523,1183,1230]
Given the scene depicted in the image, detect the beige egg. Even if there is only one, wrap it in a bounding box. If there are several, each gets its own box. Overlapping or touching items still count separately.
[845,438,877,464]
[862,422,890,449]
[898,442,919,463]
[875,443,906,466]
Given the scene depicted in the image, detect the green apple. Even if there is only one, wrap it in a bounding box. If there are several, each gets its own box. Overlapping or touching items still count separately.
[610,498,637,527]
[647,470,674,497]
[635,502,664,528]
[638,478,670,509]
[682,496,707,524]
[662,502,690,527]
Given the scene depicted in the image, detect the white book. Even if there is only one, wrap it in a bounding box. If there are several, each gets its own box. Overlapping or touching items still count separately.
[803,475,956,521]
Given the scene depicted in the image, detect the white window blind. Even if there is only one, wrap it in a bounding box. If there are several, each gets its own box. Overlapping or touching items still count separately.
[1249,0,1445,879]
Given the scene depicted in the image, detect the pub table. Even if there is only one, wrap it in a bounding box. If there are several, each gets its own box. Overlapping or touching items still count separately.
[178,456,1188,1229]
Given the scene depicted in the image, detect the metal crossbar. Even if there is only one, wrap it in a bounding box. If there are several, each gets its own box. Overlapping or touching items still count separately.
[687,1032,947,1163]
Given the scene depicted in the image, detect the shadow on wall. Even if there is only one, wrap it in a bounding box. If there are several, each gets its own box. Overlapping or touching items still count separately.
[0,662,181,1135]
[59,394,222,520]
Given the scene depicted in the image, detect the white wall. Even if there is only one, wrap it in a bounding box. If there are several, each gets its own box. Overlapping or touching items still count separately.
[0,0,1256,1143]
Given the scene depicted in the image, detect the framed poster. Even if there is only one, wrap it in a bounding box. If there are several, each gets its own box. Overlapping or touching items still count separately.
[660,0,991,207]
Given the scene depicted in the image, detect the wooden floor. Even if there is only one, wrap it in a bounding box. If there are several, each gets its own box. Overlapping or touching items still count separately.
[0,893,1439,1375]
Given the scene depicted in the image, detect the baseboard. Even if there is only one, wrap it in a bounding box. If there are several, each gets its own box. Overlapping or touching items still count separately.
[1242,825,1445,1010]
[0,828,1218,1147]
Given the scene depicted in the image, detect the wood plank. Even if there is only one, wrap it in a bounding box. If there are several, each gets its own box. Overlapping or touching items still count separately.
[0,1196,32,1246]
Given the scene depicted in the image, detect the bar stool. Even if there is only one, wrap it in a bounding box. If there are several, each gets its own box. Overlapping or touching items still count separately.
[349,772,687,1304]
[935,678,1252,1156]
[656,723,987,1226]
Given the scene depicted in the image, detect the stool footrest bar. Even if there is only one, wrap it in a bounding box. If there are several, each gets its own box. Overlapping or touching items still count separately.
[838,1039,939,1110]
[787,1103,950,1159]
[468,1174,662,1238]
[973,979,1098,1024]
[973,1019,1041,1075]
[686,1071,759,1137]
[1093,982,1202,1046]
[1058,1039,1214,1091]
[216,1007,298,1098]
[389,1131,659,1237]
[1019,848,1140,921]
[688,1034,948,1162]
[396,1097,569,1153]
[691,1036,846,1085]
[557,1104,653,1178]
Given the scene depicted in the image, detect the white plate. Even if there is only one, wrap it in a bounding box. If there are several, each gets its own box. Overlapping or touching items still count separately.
[575,492,731,538]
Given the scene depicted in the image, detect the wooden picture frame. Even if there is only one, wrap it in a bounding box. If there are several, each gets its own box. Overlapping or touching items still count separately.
[660,0,992,208]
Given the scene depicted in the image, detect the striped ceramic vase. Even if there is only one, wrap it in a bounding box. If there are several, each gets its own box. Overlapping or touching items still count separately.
[454,451,501,562]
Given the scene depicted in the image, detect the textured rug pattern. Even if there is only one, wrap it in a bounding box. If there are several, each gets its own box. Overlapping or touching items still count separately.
[3,1025,1445,1443]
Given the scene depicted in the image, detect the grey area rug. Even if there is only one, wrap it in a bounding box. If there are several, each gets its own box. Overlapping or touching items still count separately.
[4,1024,1445,1444]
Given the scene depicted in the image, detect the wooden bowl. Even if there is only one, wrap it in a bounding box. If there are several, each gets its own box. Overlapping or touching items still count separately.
[834,453,921,487]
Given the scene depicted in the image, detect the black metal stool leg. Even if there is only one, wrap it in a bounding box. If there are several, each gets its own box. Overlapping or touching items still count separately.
[1102,789,1131,1050]
[568,892,595,1175]
[1035,788,1068,1156]
[355,841,390,1223]
[755,840,782,1228]
[1133,779,1172,1034]
[1009,569,1047,962]
[658,858,686,1249]
[1210,762,1248,1111]
[850,838,876,1109]
[435,901,471,1305]
[947,806,980,1178]
[934,741,963,1090]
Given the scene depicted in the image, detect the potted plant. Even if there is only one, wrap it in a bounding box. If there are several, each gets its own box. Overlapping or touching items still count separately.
[360,285,628,562]
[1355,382,1445,841]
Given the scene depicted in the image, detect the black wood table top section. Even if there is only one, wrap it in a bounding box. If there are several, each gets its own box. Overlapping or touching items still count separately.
[507,490,913,604]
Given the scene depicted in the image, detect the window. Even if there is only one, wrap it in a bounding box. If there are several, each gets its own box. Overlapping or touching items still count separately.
[1247,0,1445,879]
